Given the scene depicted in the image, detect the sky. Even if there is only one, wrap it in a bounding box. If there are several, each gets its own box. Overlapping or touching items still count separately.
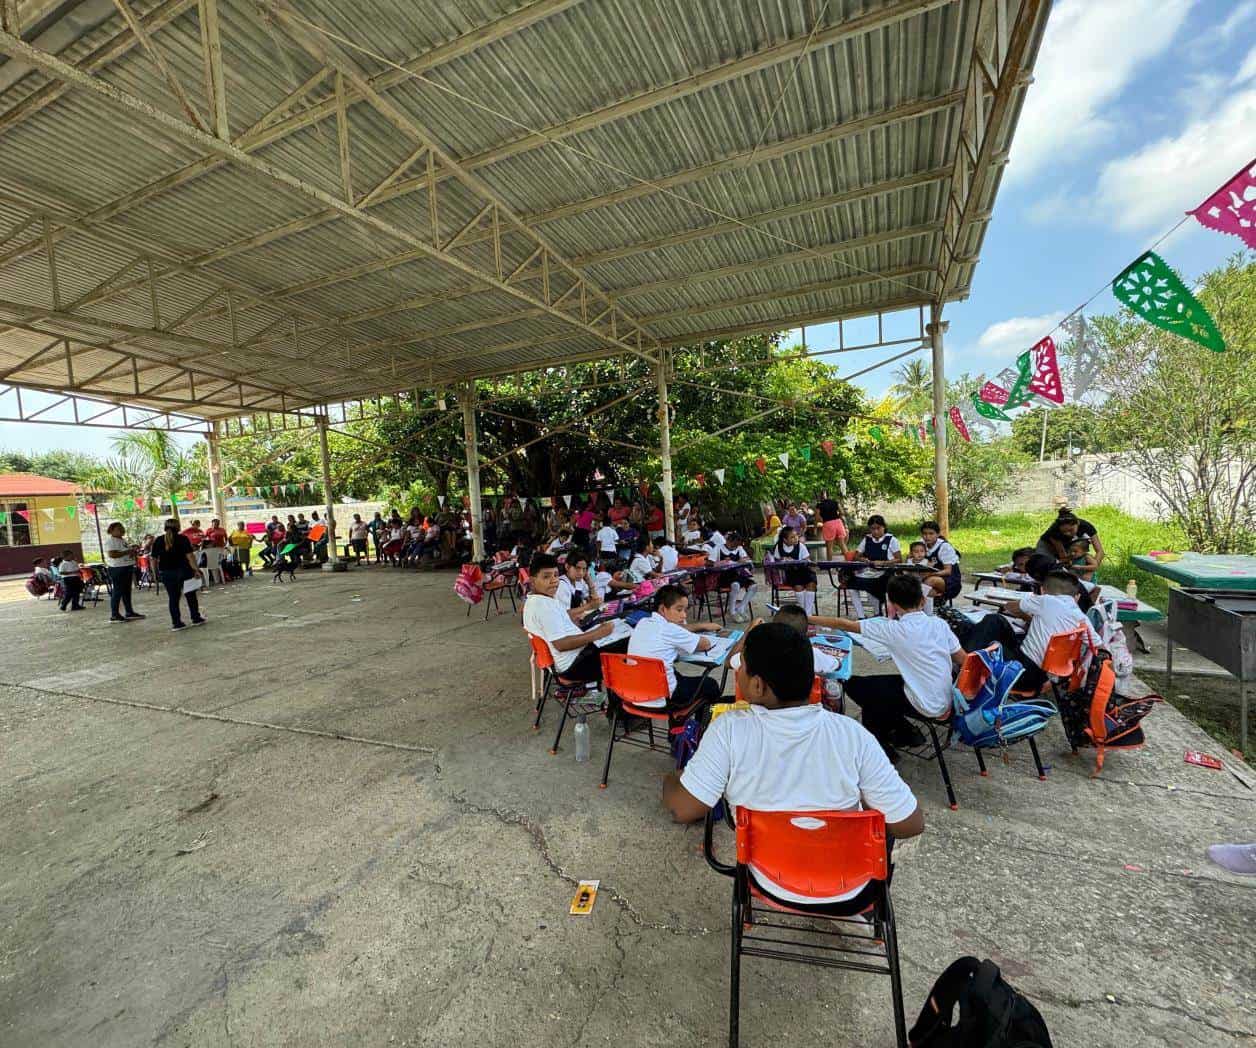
[1,0,1253,458]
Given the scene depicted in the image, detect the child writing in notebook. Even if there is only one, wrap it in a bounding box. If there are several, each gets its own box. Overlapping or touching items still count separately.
[627,584,723,711]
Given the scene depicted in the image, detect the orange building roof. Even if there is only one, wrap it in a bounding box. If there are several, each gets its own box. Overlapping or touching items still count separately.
[0,472,82,497]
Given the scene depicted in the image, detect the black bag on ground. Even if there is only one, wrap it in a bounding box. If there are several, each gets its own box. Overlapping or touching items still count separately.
[909,956,1052,1047]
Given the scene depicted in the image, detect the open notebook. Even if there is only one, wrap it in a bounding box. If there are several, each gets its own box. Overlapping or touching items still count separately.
[594,619,633,647]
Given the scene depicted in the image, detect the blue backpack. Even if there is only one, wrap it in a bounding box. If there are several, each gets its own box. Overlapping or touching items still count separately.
[952,645,1057,750]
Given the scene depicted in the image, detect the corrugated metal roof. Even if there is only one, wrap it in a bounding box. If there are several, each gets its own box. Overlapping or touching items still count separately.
[0,0,1050,420]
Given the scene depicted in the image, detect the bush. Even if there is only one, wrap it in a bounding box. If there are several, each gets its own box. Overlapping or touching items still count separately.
[917,436,1030,527]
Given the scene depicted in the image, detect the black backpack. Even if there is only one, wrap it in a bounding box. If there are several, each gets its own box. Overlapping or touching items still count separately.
[910,957,1052,1047]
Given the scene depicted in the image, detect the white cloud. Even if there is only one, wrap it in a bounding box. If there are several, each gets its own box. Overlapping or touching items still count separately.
[1234,42,1256,85]
[975,312,1067,359]
[1215,0,1256,43]
[1088,85,1256,232]
[1006,0,1194,182]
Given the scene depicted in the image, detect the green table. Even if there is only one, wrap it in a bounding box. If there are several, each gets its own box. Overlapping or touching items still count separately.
[1131,553,1256,592]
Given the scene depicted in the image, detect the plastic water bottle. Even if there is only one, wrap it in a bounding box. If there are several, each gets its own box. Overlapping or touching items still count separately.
[1125,579,1138,599]
[574,715,590,763]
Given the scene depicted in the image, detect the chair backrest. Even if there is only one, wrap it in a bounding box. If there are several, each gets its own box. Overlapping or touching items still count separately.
[955,649,992,700]
[1041,625,1089,679]
[677,553,706,569]
[690,570,718,596]
[308,524,327,542]
[735,808,888,899]
[78,566,94,582]
[736,675,823,705]
[600,653,670,706]
[527,632,554,671]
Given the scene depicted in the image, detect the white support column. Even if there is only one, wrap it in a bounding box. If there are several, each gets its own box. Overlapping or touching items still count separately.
[317,416,340,568]
[206,421,226,525]
[657,352,675,541]
[460,382,485,560]
[927,306,950,534]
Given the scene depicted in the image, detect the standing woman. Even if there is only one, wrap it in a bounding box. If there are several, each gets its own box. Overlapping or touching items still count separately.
[103,521,145,622]
[816,490,848,560]
[150,517,206,631]
[767,525,818,615]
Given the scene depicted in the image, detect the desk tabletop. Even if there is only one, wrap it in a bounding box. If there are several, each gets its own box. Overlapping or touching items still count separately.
[1131,552,1256,591]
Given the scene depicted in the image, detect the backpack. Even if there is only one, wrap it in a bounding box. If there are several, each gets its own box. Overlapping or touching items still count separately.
[952,646,1057,751]
[1057,650,1162,775]
[25,574,50,597]
[910,956,1053,1048]
[454,564,484,605]
[1086,599,1133,688]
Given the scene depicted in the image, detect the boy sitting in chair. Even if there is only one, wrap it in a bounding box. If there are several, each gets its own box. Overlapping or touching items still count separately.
[810,572,965,761]
[663,622,923,904]
[523,553,630,684]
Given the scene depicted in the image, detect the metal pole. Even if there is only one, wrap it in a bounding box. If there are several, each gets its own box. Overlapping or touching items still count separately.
[927,306,949,533]
[460,381,485,560]
[1038,409,1048,462]
[317,416,339,568]
[206,422,226,524]
[657,351,675,541]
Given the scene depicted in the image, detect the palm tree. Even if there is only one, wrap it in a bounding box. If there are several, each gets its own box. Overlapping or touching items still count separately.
[87,431,203,524]
[890,359,932,404]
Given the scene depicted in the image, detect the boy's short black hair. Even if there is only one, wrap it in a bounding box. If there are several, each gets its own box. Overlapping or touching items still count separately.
[866,514,886,528]
[566,551,589,570]
[1025,552,1058,583]
[558,528,571,537]
[635,536,652,553]
[1043,569,1083,595]
[909,539,927,551]
[886,572,925,610]
[655,584,688,609]
[1012,546,1034,562]
[1069,536,1090,551]
[529,552,559,575]
[743,622,813,704]
[771,604,809,634]
[32,557,43,566]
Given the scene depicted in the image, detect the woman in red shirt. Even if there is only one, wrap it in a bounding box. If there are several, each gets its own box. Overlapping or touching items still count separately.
[608,497,631,525]
[646,501,665,539]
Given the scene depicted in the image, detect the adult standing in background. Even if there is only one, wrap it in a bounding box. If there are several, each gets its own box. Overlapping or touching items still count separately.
[816,491,848,560]
[150,518,205,631]
[230,521,255,575]
[103,521,144,623]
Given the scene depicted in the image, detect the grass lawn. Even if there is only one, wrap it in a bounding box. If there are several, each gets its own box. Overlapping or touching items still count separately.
[884,505,1184,611]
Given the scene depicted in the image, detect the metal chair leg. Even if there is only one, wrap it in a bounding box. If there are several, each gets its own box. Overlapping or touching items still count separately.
[930,723,958,810]
[975,746,989,777]
[549,694,573,755]
[883,892,909,1048]
[1029,735,1048,781]
[599,705,619,788]
[729,888,743,1048]
[533,675,552,731]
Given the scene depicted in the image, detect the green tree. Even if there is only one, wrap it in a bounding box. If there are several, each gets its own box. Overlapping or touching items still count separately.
[1009,403,1113,460]
[919,435,1031,527]
[1092,252,1255,553]
[890,359,931,407]
[87,431,205,524]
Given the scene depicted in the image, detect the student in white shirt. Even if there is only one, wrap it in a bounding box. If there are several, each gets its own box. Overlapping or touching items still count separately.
[920,520,962,601]
[625,537,658,581]
[812,572,965,760]
[847,514,903,618]
[990,570,1102,692]
[681,516,703,549]
[663,622,923,906]
[546,529,573,554]
[627,584,723,710]
[712,530,757,622]
[727,605,843,679]
[56,548,85,611]
[555,551,600,611]
[522,554,629,683]
[594,518,620,558]
[766,526,817,615]
[103,520,144,622]
[656,538,679,574]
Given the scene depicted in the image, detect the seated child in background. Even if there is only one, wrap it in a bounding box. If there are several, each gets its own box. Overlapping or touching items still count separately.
[681,515,703,549]
[556,551,601,611]
[847,514,902,618]
[596,558,638,597]
[626,537,659,581]
[766,525,818,615]
[546,528,573,554]
[919,520,962,602]
[1068,537,1097,582]
[711,529,757,622]
[522,553,630,684]
[32,557,53,584]
[905,541,936,608]
[627,584,723,711]
[662,622,923,906]
[810,572,965,760]
[997,547,1036,588]
[727,605,843,679]
[656,537,679,573]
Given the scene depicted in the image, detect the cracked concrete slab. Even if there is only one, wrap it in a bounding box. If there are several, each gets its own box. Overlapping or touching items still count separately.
[1,568,1252,1047]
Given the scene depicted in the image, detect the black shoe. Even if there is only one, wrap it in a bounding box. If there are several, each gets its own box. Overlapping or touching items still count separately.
[125,613,146,620]
[191,617,207,626]
[171,623,188,632]
[109,616,126,622]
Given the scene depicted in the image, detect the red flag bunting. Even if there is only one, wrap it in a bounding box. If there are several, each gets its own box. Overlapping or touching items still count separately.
[14,509,28,521]
[1026,336,1065,404]
[85,502,96,515]
[819,440,835,457]
[948,406,972,443]
[753,456,767,475]
[1188,158,1256,249]
[135,497,145,510]
[979,381,1010,406]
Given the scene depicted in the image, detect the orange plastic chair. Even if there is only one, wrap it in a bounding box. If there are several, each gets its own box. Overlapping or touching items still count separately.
[735,675,824,706]
[677,553,707,570]
[704,808,906,1048]
[307,523,327,543]
[528,633,600,751]
[599,653,700,788]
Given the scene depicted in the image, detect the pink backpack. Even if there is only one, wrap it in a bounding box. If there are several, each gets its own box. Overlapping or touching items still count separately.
[634,579,659,598]
[454,564,485,605]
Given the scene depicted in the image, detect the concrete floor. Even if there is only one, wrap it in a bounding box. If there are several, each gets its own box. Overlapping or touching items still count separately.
[1,567,1253,1048]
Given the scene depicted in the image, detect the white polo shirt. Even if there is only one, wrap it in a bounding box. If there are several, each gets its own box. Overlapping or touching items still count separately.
[555,575,590,610]
[595,525,619,553]
[523,592,586,674]
[627,553,655,578]
[103,535,135,567]
[924,537,960,566]
[858,611,960,718]
[1016,593,1101,668]
[658,545,679,572]
[681,704,917,902]
[626,611,700,701]
[592,570,614,600]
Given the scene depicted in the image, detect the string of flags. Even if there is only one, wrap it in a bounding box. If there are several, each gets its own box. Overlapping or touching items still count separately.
[938,157,1248,445]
